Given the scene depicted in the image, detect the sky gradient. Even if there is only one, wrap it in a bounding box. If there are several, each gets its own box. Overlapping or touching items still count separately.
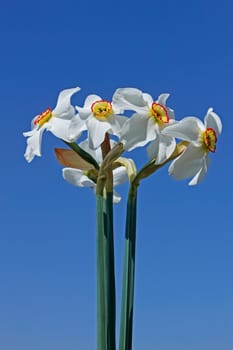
[0,0,232,349]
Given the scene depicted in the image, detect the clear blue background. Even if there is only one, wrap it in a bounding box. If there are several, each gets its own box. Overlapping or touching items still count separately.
[0,0,232,349]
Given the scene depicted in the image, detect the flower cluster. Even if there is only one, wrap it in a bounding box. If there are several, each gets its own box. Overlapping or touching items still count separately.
[23,86,222,194]
[23,85,223,350]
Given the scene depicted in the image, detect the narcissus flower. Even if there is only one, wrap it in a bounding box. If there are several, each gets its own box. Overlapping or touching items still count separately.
[162,108,222,185]
[56,140,132,203]
[23,87,84,162]
[113,88,176,164]
[74,94,127,150]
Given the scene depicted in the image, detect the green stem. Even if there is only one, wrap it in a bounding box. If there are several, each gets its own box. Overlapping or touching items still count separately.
[96,135,117,350]
[104,192,116,350]
[118,141,188,350]
[96,191,116,350]
[96,194,107,350]
[102,135,116,350]
[119,188,137,350]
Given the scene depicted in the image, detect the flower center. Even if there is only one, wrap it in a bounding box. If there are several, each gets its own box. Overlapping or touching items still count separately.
[202,128,217,152]
[33,108,52,127]
[91,100,113,121]
[149,102,169,125]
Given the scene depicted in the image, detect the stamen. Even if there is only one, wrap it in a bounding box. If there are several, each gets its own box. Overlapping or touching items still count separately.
[149,102,169,124]
[34,108,52,127]
[203,128,217,152]
[91,100,113,121]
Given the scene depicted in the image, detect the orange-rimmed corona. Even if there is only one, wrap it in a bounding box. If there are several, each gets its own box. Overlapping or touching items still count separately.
[149,102,169,125]
[91,100,113,121]
[202,127,217,153]
[34,108,52,127]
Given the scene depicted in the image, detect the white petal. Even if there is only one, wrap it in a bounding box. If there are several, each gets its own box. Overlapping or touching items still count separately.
[147,134,176,164]
[156,135,176,164]
[166,106,175,120]
[75,106,91,120]
[141,93,153,105]
[79,139,103,163]
[87,117,111,149]
[188,155,210,185]
[79,138,117,164]
[157,93,170,106]
[157,93,175,119]
[204,108,222,137]
[162,117,204,143]
[47,118,72,141]
[83,94,102,109]
[168,144,206,180]
[112,102,125,114]
[30,115,41,130]
[120,113,156,151]
[112,88,149,113]
[62,168,95,188]
[52,87,80,119]
[147,138,159,160]
[69,114,87,141]
[113,166,128,186]
[23,127,45,162]
[107,115,128,137]
[76,95,103,120]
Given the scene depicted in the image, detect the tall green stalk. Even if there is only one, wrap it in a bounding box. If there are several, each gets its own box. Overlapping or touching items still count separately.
[96,191,116,350]
[119,188,137,350]
[96,135,118,350]
[96,192,116,350]
[104,191,116,350]
[118,143,188,350]
[96,194,107,350]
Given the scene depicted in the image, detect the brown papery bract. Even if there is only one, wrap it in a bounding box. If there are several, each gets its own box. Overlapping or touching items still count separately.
[54,148,95,171]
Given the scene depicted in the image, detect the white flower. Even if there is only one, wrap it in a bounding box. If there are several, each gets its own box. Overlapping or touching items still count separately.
[162,108,222,185]
[61,140,130,203]
[74,94,127,150]
[112,87,176,164]
[23,87,85,162]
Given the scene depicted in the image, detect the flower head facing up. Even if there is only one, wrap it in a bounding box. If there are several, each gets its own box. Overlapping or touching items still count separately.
[74,94,127,150]
[91,100,113,121]
[23,87,82,163]
[162,108,222,185]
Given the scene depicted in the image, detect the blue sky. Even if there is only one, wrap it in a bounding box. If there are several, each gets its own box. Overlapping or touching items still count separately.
[0,0,232,349]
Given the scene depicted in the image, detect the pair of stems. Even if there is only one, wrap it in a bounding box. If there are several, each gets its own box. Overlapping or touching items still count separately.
[66,139,187,350]
[96,136,138,350]
[118,142,189,350]
[96,187,138,350]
